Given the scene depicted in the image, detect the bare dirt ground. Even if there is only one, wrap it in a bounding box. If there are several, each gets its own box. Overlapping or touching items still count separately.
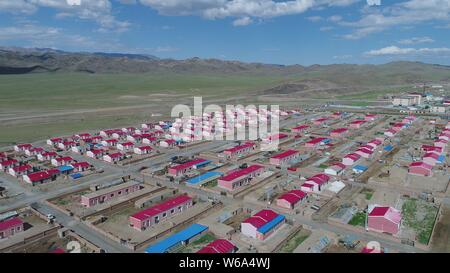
[431,206,450,253]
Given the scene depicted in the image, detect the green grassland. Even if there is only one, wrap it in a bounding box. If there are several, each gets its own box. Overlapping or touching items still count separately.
[349,212,367,227]
[0,73,288,111]
[402,198,439,245]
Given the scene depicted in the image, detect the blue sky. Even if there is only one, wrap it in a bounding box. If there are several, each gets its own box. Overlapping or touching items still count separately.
[1,0,450,65]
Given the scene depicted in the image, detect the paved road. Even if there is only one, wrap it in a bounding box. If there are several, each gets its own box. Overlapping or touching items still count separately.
[32,202,131,253]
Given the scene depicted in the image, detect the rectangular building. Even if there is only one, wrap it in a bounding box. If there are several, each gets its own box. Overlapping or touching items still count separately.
[81,181,141,207]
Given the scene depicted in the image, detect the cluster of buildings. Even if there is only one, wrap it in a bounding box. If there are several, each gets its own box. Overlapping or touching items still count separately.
[1,144,92,186]
[409,121,449,177]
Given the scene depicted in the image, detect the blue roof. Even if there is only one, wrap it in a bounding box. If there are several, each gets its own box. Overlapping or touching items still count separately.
[145,224,208,253]
[384,145,394,151]
[187,172,223,185]
[58,165,74,172]
[353,165,368,171]
[194,160,212,168]
[322,138,332,144]
[70,173,83,179]
[437,155,445,163]
[257,214,285,234]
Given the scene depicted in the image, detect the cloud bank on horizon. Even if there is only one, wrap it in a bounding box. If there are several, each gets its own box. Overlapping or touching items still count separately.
[0,0,450,65]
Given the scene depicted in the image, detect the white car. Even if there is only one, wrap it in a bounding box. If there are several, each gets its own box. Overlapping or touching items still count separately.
[47,214,55,220]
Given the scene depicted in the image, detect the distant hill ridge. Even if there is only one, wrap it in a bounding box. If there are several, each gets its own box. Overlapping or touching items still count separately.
[0,47,449,87]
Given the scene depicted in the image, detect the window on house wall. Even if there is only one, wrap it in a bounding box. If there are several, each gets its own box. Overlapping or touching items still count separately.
[163,212,167,217]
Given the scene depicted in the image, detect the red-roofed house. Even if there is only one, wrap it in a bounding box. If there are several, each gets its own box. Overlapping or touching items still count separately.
[350,120,366,129]
[81,181,141,207]
[305,137,327,149]
[421,145,442,155]
[269,150,299,166]
[168,158,209,176]
[276,190,307,209]
[223,142,255,158]
[127,134,142,143]
[434,139,448,148]
[330,128,348,138]
[103,152,125,163]
[86,149,106,159]
[23,170,57,185]
[47,137,63,146]
[355,148,373,159]
[58,141,77,150]
[160,139,177,148]
[129,195,193,231]
[342,153,361,166]
[8,164,32,177]
[14,143,32,152]
[134,145,152,155]
[25,147,44,157]
[197,239,236,254]
[384,129,396,138]
[101,139,118,147]
[142,136,158,145]
[408,161,433,176]
[423,153,440,166]
[218,165,265,191]
[0,217,24,239]
[51,156,74,167]
[367,139,383,150]
[303,173,331,192]
[367,206,401,236]
[37,151,57,162]
[117,142,135,151]
[0,159,19,171]
[291,124,309,133]
[241,209,285,240]
[313,117,329,125]
[71,162,91,172]
[324,163,346,176]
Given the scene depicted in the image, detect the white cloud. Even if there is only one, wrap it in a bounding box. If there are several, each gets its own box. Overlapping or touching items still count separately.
[365,45,450,56]
[138,0,359,26]
[233,16,253,26]
[307,16,322,22]
[0,0,131,32]
[398,36,435,45]
[340,0,450,39]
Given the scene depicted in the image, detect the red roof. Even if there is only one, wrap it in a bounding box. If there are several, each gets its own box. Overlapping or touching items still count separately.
[137,145,152,151]
[344,153,361,161]
[72,162,91,169]
[120,142,134,147]
[224,142,254,153]
[409,161,433,169]
[55,156,73,162]
[169,158,207,171]
[26,171,52,182]
[351,120,366,125]
[271,150,298,159]
[0,217,23,231]
[422,145,442,152]
[42,151,57,157]
[90,149,104,155]
[306,137,327,145]
[197,239,235,254]
[278,190,307,205]
[130,195,192,221]
[220,165,264,182]
[12,164,32,172]
[108,152,124,158]
[356,148,373,155]
[331,128,348,134]
[292,125,309,131]
[368,207,389,217]
[424,153,439,160]
[0,159,18,166]
[243,209,278,228]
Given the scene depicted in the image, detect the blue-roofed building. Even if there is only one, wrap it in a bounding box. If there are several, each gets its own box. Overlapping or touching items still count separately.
[437,155,445,164]
[145,224,208,253]
[186,172,223,187]
[353,165,368,174]
[257,214,285,235]
[194,160,212,168]
[70,173,83,180]
[58,165,74,174]
[322,138,332,144]
[384,145,394,152]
